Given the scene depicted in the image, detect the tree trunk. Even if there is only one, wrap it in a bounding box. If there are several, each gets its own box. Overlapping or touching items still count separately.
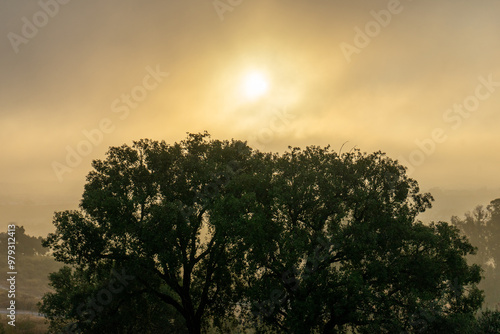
[186,316,201,334]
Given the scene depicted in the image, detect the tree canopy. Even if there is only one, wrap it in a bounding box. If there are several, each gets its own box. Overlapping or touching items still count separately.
[40,132,487,333]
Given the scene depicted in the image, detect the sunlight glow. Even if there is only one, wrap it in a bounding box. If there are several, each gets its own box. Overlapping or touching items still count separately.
[242,71,269,100]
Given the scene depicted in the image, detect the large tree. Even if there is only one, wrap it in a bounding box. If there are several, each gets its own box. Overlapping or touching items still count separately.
[228,146,483,333]
[41,133,484,333]
[41,133,255,333]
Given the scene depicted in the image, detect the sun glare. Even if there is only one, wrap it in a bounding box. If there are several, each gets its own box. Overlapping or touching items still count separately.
[242,71,269,100]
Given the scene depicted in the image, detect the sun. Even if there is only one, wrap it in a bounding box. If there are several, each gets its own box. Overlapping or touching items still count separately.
[241,71,269,100]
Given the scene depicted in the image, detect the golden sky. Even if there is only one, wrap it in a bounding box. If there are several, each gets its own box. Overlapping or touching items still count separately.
[1,0,500,235]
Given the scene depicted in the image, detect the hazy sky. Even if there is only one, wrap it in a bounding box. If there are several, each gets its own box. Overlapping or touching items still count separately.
[1,0,500,235]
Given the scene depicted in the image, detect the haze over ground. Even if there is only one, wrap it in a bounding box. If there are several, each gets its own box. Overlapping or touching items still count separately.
[1,0,499,236]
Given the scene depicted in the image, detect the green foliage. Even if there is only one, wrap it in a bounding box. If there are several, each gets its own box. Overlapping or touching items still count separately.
[476,309,500,333]
[40,133,486,333]
[41,133,253,333]
[231,146,483,333]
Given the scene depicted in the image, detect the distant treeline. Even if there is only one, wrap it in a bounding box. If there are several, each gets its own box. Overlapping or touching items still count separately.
[0,225,47,256]
[453,198,500,308]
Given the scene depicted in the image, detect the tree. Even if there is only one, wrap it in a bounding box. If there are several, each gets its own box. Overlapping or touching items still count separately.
[452,198,500,308]
[476,309,500,333]
[229,146,483,333]
[41,133,255,333]
[41,133,484,333]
